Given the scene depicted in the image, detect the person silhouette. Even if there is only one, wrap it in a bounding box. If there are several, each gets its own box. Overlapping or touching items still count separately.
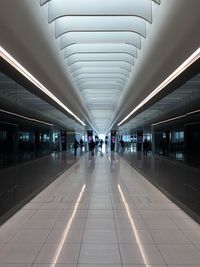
[74,138,79,156]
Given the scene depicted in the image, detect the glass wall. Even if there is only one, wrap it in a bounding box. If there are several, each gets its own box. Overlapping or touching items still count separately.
[0,71,82,223]
[121,72,200,222]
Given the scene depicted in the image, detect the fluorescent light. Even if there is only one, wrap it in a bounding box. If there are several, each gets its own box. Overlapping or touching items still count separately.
[0,46,86,126]
[118,184,149,266]
[52,184,86,266]
[0,108,53,126]
[151,114,185,126]
[151,109,200,126]
[118,47,200,126]
[186,109,200,116]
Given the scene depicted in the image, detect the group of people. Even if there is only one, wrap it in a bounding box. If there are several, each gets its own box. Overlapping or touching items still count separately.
[74,138,105,156]
[74,137,154,156]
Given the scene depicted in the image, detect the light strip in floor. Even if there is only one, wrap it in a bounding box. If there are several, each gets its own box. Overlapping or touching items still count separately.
[51,184,86,266]
[0,46,86,126]
[118,184,150,267]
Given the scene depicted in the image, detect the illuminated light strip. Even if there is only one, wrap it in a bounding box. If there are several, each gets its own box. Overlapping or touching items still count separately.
[0,46,86,126]
[0,108,53,126]
[186,109,200,116]
[118,184,150,267]
[118,47,200,126]
[151,109,200,126]
[151,114,185,126]
[52,184,86,266]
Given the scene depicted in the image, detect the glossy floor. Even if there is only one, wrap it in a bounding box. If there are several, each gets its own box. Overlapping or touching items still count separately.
[0,152,200,267]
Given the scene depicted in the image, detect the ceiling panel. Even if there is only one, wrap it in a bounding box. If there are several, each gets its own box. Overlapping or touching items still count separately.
[38,0,160,133]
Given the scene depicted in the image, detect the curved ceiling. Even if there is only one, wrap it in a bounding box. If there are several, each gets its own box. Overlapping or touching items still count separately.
[0,0,199,134]
[40,0,160,133]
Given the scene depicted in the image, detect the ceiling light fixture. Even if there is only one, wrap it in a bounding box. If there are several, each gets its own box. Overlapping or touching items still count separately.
[118,47,200,126]
[0,46,86,126]
[151,109,200,126]
[0,108,53,126]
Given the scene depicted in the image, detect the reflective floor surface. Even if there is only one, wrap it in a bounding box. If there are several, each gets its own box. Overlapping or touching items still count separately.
[0,152,200,267]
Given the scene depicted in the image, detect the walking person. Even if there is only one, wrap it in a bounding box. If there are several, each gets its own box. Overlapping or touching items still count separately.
[74,138,79,156]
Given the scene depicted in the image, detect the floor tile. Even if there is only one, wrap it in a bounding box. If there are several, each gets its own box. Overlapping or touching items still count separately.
[0,244,42,263]
[54,217,86,229]
[149,229,191,244]
[158,244,200,264]
[32,264,76,267]
[181,229,200,243]
[46,228,84,243]
[79,244,121,264]
[0,264,32,267]
[120,244,165,264]
[139,210,178,229]
[117,229,154,244]
[123,265,166,267]
[85,218,115,229]
[0,227,20,243]
[83,228,118,243]
[78,265,121,267]
[8,228,50,244]
[35,243,80,264]
[87,209,114,218]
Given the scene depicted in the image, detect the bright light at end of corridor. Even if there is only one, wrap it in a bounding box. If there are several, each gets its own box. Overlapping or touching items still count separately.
[118,184,150,266]
[118,47,200,126]
[51,184,86,266]
[0,46,86,126]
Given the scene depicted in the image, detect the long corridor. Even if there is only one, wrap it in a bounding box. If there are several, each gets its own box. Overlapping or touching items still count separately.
[0,152,200,266]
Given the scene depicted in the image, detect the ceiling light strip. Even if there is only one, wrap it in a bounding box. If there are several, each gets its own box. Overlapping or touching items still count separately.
[151,109,200,126]
[0,46,86,126]
[118,47,200,126]
[0,108,53,126]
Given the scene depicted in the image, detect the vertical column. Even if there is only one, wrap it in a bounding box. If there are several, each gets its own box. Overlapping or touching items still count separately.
[87,130,93,152]
[111,130,116,151]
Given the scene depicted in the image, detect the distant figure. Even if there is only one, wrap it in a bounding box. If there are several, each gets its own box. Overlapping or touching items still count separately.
[159,137,167,155]
[89,139,95,155]
[99,139,103,150]
[143,139,149,155]
[79,139,83,151]
[120,139,125,149]
[74,138,79,156]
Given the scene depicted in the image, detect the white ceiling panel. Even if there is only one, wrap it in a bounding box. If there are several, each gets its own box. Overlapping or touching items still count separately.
[60,32,141,50]
[64,44,138,58]
[55,16,146,38]
[67,53,134,66]
[48,0,152,22]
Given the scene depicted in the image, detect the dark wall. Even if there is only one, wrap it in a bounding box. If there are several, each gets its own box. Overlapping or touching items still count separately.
[0,72,80,223]
[123,111,200,223]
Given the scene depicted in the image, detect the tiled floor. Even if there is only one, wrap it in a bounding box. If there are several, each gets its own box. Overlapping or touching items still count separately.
[0,152,200,267]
